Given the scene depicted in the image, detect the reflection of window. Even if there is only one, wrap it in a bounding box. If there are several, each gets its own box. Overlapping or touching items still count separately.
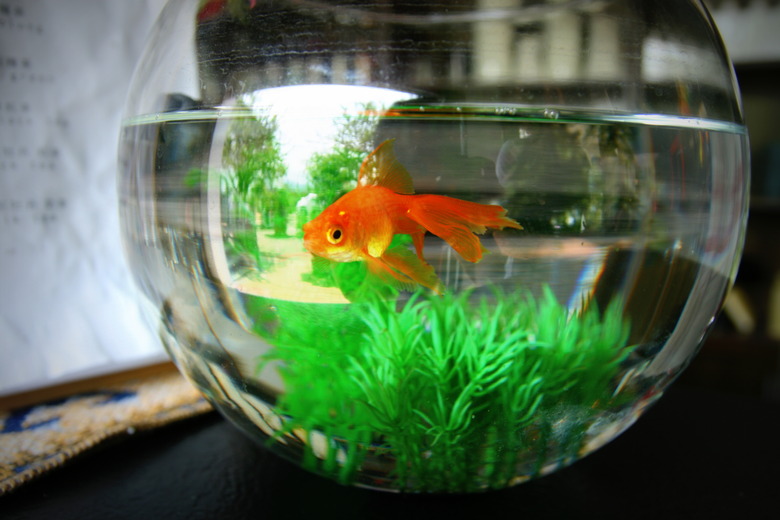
[473,6,623,84]
[641,36,723,86]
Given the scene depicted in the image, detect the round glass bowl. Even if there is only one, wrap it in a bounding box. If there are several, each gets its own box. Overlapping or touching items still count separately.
[119,0,748,492]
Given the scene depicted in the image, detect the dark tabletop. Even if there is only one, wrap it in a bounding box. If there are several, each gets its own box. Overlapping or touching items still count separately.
[2,354,779,519]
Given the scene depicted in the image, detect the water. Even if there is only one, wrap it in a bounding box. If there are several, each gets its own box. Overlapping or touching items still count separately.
[119,105,748,492]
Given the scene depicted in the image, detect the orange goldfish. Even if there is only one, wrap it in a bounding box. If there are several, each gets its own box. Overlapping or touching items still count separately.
[302,139,522,293]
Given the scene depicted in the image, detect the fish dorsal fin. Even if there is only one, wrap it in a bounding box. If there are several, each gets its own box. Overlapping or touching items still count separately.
[358,139,415,194]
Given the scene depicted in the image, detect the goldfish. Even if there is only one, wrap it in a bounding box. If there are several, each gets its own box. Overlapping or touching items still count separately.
[302,139,522,293]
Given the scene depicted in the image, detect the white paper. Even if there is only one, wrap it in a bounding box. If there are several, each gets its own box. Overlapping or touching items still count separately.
[0,0,170,396]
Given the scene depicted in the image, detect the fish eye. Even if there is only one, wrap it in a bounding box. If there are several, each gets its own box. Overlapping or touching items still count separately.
[327,227,343,245]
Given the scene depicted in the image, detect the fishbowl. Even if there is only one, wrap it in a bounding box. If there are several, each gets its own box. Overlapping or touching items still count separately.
[118,0,749,492]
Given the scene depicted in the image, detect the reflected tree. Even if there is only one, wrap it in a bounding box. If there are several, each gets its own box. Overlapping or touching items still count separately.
[307,104,378,208]
[222,102,287,226]
[219,101,288,276]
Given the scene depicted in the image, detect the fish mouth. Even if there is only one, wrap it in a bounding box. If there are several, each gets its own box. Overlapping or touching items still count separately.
[302,233,323,258]
[302,235,314,254]
[301,223,313,249]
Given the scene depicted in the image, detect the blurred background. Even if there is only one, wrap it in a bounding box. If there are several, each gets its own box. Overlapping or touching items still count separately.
[685,0,780,401]
[0,0,778,404]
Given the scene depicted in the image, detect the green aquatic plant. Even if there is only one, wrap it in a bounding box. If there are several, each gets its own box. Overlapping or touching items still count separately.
[254,285,632,492]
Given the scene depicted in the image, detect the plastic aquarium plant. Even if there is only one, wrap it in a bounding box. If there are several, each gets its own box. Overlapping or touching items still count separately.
[255,285,632,492]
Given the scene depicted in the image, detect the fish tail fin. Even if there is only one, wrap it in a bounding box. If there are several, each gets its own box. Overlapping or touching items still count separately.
[408,195,522,263]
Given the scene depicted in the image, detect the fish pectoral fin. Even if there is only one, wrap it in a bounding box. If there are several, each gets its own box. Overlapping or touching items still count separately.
[366,217,394,258]
[367,235,391,258]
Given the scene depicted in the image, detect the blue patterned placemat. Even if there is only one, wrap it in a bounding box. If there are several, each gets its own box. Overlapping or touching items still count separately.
[0,371,213,495]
